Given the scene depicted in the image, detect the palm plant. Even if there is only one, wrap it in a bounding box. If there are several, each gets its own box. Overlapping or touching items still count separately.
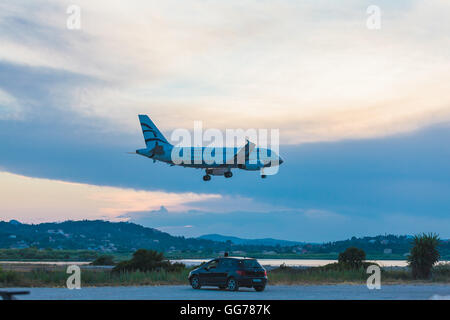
[407,233,440,279]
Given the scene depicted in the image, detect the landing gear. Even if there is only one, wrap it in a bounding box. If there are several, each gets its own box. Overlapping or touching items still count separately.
[261,168,267,179]
[203,169,233,180]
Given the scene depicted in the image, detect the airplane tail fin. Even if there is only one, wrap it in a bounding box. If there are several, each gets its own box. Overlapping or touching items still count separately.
[138,115,170,149]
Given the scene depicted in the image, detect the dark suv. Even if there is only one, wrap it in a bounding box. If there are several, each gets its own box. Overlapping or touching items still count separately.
[188,257,267,291]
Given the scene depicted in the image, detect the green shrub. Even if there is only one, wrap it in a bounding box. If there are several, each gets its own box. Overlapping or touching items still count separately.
[91,255,115,266]
[338,247,366,269]
[408,233,440,279]
[112,249,184,273]
[431,263,450,282]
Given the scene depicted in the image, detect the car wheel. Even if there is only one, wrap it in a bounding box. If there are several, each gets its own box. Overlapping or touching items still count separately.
[190,276,201,289]
[254,286,265,292]
[226,277,239,291]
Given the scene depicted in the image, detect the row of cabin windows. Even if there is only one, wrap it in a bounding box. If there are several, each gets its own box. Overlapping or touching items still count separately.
[177,148,272,158]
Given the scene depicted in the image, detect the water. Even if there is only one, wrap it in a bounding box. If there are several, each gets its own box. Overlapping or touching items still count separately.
[2,259,448,268]
[171,259,419,268]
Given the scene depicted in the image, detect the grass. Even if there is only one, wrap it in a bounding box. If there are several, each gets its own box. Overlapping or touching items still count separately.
[269,266,368,285]
[1,263,449,288]
[0,267,20,284]
[268,263,450,285]
[0,267,191,287]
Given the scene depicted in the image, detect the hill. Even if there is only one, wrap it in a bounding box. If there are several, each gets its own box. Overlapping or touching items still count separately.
[198,234,306,247]
[1,220,449,259]
[0,220,281,256]
[0,220,222,253]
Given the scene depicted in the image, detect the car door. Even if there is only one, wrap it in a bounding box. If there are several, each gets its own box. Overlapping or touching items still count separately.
[216,259,231,285]
[201,259,219,285]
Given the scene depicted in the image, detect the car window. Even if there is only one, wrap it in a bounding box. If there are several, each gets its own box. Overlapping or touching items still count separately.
[218,259,227,268]
[219,259,233,268]
[205,259,218,269]
[239,259,262,268]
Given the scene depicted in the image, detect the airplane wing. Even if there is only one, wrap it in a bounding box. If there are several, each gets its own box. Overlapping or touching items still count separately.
[227,140,256,165]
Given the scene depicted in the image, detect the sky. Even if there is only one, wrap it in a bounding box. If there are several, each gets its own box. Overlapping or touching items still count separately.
[0,0,449,242]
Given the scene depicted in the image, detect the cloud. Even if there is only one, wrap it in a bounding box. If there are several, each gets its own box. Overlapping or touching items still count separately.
[89,188,220,216]
[1,1,450,241]
[124,205,450,242]
[0,171,220,223]
[1,1,450,143]
[1,116,450,240]
[0,88,21,120]
[303,209,344,220]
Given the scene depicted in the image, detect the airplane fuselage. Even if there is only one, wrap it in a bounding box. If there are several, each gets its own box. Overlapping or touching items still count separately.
[136,145,276,170]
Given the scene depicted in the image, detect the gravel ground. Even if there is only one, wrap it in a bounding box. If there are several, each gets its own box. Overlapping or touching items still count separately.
[2,284,449,300]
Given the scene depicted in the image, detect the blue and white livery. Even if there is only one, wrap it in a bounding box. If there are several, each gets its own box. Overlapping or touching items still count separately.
[134,115,284,181]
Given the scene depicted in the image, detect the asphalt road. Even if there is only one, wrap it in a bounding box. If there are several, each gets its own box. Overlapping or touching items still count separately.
[3,284,449,300]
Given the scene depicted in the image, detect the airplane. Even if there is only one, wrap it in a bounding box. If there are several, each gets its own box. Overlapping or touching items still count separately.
[132,115,284,181]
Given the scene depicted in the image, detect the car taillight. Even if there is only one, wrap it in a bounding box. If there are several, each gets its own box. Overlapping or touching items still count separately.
[264,270,267,276]
[236,270,246,276]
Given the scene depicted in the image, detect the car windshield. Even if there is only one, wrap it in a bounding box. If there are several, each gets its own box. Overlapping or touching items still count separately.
[240,259,261,268]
